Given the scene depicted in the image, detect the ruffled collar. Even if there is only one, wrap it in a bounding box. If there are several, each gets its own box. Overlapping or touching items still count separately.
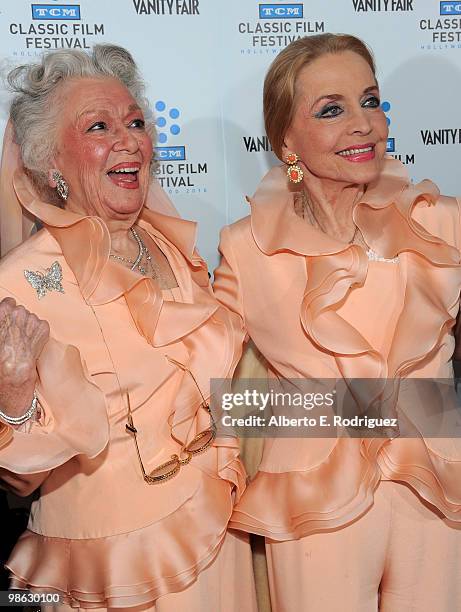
[249,157,460,266]
[249,164,346,256]
[248,158,461,386]
[13,171,217,347]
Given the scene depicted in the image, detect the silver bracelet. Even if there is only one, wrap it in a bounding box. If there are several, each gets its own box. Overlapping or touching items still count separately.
[0,391,38,426]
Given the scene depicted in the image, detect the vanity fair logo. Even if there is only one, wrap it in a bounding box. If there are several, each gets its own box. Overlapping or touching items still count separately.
[238,2,325,55]
[382,101,415,165]
[154,100,209,195]
[352,0,414,11]
[419,0,461,49]
[420,128,461,145]
[6,4,106,55]
[243,135,273,153]
[132,0,200,15]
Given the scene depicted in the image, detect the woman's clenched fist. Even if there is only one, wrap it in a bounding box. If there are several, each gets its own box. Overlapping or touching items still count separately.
[0,297,49,419]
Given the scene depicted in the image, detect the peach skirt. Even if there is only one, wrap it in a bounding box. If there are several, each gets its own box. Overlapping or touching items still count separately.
[266,481,461,612]
[41,531,257,612]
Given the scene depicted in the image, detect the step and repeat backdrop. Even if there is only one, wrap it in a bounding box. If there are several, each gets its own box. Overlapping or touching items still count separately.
[0,0,459,268]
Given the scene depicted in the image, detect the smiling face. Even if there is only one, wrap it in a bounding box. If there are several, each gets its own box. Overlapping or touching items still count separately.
[49,77,153,223]
[282,51,388,189]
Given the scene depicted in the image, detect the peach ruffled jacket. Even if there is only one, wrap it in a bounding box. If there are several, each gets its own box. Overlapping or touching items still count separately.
[213,157,461,541]
[0,171,247,607]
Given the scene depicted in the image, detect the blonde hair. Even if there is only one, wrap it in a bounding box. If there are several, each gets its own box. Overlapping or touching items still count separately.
[264,33,376,160]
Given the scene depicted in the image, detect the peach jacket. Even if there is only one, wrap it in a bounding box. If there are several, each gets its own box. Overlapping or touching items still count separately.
[0,173,246,607]
[213,157,461,541]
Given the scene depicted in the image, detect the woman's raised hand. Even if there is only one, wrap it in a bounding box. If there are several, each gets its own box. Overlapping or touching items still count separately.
[0,297,49,419]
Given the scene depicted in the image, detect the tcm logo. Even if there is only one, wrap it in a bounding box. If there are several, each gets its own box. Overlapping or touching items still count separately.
[32,4,81,19]
[259,4,304,19]
[156,146,186,161]
[154,100,186,161]
[440,1,461,14]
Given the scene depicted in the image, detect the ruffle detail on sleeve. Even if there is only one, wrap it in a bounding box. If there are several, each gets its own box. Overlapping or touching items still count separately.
[7,473,234,608]
[234,159,461,539]
[0,337,109,474]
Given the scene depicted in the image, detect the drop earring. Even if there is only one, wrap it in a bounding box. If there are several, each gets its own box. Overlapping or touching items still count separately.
[52,170,69,201]
[284,152,304,184]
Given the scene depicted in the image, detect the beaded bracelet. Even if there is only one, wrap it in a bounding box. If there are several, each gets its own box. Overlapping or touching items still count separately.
[0,391,38,426]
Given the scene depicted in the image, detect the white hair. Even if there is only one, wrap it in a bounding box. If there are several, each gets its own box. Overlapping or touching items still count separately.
[7,44,156,201]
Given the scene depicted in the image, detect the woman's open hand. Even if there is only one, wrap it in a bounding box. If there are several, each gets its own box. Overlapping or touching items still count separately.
[0,297,49,419]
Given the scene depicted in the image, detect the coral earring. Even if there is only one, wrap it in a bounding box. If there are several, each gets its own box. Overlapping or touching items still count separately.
[284,152,304,183]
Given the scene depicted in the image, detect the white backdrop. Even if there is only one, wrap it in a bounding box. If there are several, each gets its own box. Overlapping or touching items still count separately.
[1,0,460,268]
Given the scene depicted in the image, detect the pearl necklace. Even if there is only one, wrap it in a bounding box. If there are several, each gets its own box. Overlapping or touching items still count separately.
[109,227,162,279]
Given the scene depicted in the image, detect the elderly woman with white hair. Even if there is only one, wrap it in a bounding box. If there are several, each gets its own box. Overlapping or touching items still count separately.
[0,44,256,611]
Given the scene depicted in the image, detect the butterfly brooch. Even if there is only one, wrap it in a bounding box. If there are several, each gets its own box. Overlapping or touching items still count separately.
[24,261,65,299]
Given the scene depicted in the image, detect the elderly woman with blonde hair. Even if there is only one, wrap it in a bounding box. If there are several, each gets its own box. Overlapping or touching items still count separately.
[215,33,461,611]
[0,44,256,611]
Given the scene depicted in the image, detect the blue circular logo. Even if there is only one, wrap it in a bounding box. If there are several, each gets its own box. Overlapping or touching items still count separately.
[155,101,181,143]
[381,101,391,126]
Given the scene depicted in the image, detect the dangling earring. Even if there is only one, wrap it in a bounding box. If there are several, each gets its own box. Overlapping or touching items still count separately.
[52,170,69,201]
[284,152,304,184]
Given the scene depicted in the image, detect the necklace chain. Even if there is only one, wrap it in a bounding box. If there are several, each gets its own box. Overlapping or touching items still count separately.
[300,191,359,245]
[109,227,161,279]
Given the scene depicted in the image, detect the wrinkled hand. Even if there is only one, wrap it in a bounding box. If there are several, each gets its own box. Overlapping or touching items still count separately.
[0,297,49,419]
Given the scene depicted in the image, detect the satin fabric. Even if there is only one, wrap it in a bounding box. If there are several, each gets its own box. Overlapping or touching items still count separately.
[0,168,254,608]
[0,422,12,450]
[37,532,255,612]
[0,122,35,256]
[213,157,461,541]
[266,481,461,612]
